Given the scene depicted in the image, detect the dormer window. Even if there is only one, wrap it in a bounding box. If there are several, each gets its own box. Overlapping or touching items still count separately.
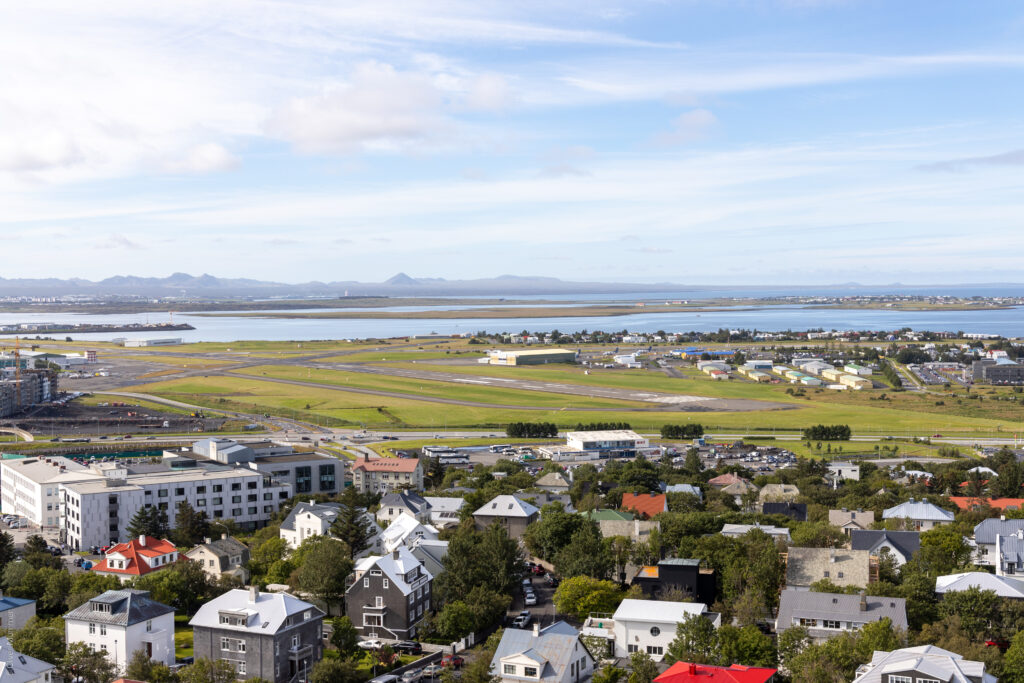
[91,602,111,613]
[524,667,538,677]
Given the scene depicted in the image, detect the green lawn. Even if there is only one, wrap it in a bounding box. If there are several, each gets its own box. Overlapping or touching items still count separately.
[174,614,194,659]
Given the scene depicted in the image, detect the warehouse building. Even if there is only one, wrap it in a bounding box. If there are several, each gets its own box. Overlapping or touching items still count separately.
[485,349,577,366]
[565,430,649,457]
[973,359,1024,384]
[839,375,872,390]
[844,364,873,376]
[122,338,183,347]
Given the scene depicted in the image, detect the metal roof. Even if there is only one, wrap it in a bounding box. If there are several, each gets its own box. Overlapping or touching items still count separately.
[474,495,539,518]
[974,517,1024,545]
[64,590,173,627]
[776,588,907,633]
[853,646,996,683]
[189,589,323,634]
[613,598,708,623]
[850,530,920,561]
[935,572,1024,599]
[882,499,954,522]
[489,622,591,683]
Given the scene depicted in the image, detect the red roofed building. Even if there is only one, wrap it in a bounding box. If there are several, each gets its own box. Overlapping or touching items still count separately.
[708,473,746,488]
[655,661,777,683]
[351,457,424,493]
[621,493,667,519]
[950,497,1024,511]
[91,536,180,582]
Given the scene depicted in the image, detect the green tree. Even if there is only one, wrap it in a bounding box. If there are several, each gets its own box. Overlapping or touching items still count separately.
[311,657,362,683]
[41,569,71,613]
[9,616,66,664]
[1003,629,1024,683]
[176,657,238,683]
[592,664,626,683]
[0,531,15,575]
[24,535,48,554]
[125,506,169,539]
[436,601,477,640]
[523,503,587,561]
[553,522,613,579]
[790,522,846,548]
[937,586,1001,638]
[776,625,811,674]
[917,524,971,575]
[68,572,122,611]
[627,651,659,683]
[126,648,176,683]
[683,449,702,476]
[553,576,623,620]
[330,485,373,559]
[717,624,776,668]
[250,536,290,583]
[665,613,717,664]
[133,559,215,614]
[330,616,360,659]
[292,536,353,615]
[172,499,210,546]
[60,642,118,683]
[436,520,523,602]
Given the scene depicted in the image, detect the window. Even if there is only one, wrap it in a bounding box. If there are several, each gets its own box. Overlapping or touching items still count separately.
[504,665,516,675]
[89,623,95,634]
[248,494,257,502]
[264,493,273,500]
[823,571,830,578]
[232,483,241,491]
[646,646,663,656]
[196,499,206,507]
[238,640,246,653]
[100,644,107,652]
[649,626,661,637]
[822,620,841,629]
[524,668,538,677]
[197,486,206,494]
[221,637,231,651]
[627,644,638,653]
[296,466,312,494]
[249,506,257,514]
[364,578,370,587]
[147,620,153,632]
[238,661,246,675]
[100,625,106,636]
[158,489,168,498]
[248,481,257,489]
[175,488,185,496]
[213,485,223,492]
[232,508,242,516]
[158,502,168,511]
[888,677,912,683]
[292,635,300,648]
[320,464,336,490]
[837,572,844,579]
[383,579,389,589]
[799,618,818,627]
[213,497,223,505]
[232,495,242,504]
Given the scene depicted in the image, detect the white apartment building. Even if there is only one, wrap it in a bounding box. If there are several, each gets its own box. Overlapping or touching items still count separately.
[61,464,291,551]
[0,456,95,528]
[63,589,175,672]
[582,599,719,662]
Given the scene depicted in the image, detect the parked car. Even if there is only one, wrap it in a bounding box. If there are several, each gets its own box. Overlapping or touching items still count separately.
[358,639,383,650]
[394,641,423,655]
[422,665,443,679]
[441,654,465,669]
[400,669,423,683]
[544,574,559,587]
[524,593,538,606]
[531,565,545,576]
[369,675,400,683]
[521,578,532,591]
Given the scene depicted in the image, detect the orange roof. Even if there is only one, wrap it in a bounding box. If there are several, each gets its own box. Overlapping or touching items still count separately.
[656,662,777,683]
[92,536,179,576]
[638,566,659,578]
[950,496,1024,511]
[708,473,744,487]
[958,480,990,487]
[621,493,667,519]
[353,457,420,473]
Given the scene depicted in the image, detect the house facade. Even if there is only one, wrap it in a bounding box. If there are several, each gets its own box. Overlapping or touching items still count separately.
[490,622,595,683]
[473,495,540,538]
[191,587,325,683]
[828,509,875,535]
[582,599,719,662]
[971,517,1024,566]
[63,590,175,671]
[631,558,716,605]
[185,535,250,583]
[279,501,383,555]
[344,547,433,641]
[351,458,424,494]
[377,491,431,525]
[775,589,907,643]
[882,499,954,531]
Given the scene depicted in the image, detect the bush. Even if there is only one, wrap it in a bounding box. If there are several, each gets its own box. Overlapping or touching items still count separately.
[802,424,851,441]
[506,422,558,438]
[659,424,705,439]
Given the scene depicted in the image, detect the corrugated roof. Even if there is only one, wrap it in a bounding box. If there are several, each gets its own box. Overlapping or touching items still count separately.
[655,661,777,683]
[776,588,907,633]
[882,499,954,522]
[850,530,920,561]
[190,589,324,634]
[935,572,1024,599]
[620,493,666,518]
[853,646,995,683]
[489,622,590,683]
[613,599,708,623]
[474,495,539,518]
[64,590,173,627]
[974,517,1024,544]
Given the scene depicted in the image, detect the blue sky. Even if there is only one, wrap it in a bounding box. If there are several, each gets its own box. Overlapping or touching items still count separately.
[3,1,1024,285]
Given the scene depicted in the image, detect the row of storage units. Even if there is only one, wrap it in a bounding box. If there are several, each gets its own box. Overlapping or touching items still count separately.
[736,366,772,382]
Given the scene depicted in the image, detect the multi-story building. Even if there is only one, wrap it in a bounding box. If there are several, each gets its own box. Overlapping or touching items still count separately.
[473,495,539,539]
[61,463,291,551]
[0,370,58,418]
[422,496,465,529]
[776,589,907,643]
[185,535,251,583]
[380,513,439,553]
[971,517,1024,566]
[63,589,175,671]
[631,558,717,605]
[377,491,431,525]
[490,621,595,683]
[278,501,382,554]
[581,599,720,661]
[191,587,325,683]
[345,547,433,641]
[91,536,180,582]
[0,456,95,528]
[351,457,424,494]
[0,594,36,631]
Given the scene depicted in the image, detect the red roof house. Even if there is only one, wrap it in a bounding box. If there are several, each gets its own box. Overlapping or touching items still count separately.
[621,493,667,519]
[950,497,1024,511]
[708,473,746,488]
[655,661,777,683]
[91,536,181,581]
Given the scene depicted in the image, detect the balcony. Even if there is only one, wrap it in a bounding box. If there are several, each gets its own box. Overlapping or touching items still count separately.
[363,603,387,613]
[288,644,313,660]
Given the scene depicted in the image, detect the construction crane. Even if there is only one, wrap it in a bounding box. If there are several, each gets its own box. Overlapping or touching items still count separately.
[13,336,20,410]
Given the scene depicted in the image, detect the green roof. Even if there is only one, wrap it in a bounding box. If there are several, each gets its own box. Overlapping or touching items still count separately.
[583,509,634,522]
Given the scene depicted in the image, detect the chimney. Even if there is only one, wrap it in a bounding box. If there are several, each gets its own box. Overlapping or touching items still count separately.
[139,535,146,546]
[1002,515,1007,522]
[532,622,539,637]
[222,533,228,540]
[859,591,867,612]
[829,549,836,563]
[688,664,697,675]
[393,548,401,560]
[249,585,258,603]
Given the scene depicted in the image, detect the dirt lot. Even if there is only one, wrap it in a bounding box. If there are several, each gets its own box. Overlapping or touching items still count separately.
[2,402,225,436]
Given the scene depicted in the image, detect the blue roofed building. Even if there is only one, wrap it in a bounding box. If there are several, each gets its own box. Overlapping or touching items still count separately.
[0,594,36,632]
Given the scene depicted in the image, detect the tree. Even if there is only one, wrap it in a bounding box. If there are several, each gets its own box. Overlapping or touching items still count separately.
[133,559,214,614]
[330,485,373,559]
[292,536,353,615]
[68,572,122,611]
[592,664,626,683]
[330,616,360,659]
[523,504,587,561]
[683,449,702,476]
[717,624,776,668]
[917,524,972,575]
[0,531,15,575]
[937,586,1001,638]
[9,616,66,664]
[553,523,613,580]
[24,535,48,554]
[436,520,523,603]
[126,648,176,683]
[1003,629,1024,683]
[666,614,717,664]
[60,642,118,683]
[553,576,624,620]
[628,651,658,683]
[176,657,238,683]
[790,522,846,548]
[250,536,289,582]
[172,500,210,546]
[311,658,362,683]
[436,601,477,640]
[126,506,169,539]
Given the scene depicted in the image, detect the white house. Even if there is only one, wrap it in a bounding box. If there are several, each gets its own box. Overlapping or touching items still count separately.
[582,599,719,662]
[0,636,54,682]
[853,645,997,683]
[936,572,1024,599]
[882,498,954,531]
[63,589,175,672]
[971,517,1024,566]
[422,496,466,529]
[376,491,431,525]
[491,622,595,683]
[826,462,860,482]
[279,501,382,555]
[379,513,439,553]
[720,523,791,542]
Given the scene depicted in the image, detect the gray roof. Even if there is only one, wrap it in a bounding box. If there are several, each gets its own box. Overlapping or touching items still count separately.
[475,495,539,518]
[489,622,591,683]
[0,637,54,683]
[853,645,996,683]
[514,492,574,511]
[999,533,1024,566]
[664,484,703,499]
[974,517,1024,544]
[64,590,173,627]
[776,588,907,634]
[850,530,920,560]
[935,572,1024,599]
[883,499,954,522]
[280,501,342,531]
[190,589,324,634]
[380,490,430,514]
[193,536,249,559]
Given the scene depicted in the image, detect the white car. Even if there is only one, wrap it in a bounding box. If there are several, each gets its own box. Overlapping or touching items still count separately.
[358,639,383,650]
[524,593,538,606]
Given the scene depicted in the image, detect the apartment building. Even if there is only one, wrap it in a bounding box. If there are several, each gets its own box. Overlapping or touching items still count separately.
[61,464,291,551]
[345,547,433,640]
[351,457,424,493]
[0,456,95,528]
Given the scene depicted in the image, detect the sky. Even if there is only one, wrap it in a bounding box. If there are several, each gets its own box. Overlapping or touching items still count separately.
[3,0,1024,286]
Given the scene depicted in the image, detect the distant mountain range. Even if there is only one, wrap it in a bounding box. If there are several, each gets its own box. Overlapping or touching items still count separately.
[0,272,684,298]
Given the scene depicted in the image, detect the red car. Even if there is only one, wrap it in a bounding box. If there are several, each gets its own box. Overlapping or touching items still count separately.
[442,655,465,669]
[531,565,545,576]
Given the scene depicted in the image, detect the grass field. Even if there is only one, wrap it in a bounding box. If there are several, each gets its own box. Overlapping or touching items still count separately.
[123,371,1024,436]
[174,614,194,659]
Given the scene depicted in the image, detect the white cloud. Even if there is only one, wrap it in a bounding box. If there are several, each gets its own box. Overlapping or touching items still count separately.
[165,143,239,174]
[463,73,517,112]
[657,109,717,145]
